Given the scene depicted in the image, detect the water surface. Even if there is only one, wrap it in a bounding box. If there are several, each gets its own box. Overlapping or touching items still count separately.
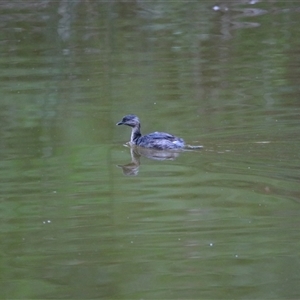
[1,1,300,299]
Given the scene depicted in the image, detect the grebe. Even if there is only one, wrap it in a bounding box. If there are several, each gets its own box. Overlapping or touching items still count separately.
[116,114,185,150]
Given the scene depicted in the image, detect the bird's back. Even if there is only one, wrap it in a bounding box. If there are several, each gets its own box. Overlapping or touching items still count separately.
[136,132,185,150]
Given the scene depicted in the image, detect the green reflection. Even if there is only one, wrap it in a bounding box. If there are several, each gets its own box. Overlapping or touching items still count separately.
[1,1,300,299]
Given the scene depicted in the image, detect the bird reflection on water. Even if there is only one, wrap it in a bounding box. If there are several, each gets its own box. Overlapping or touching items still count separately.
[116,114,203,175]
[117,143,180,176]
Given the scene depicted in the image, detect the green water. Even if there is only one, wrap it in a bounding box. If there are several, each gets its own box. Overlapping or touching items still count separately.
[1,1,300,299]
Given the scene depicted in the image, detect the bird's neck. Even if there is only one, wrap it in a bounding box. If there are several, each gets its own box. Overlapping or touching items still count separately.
[131,125,141,143]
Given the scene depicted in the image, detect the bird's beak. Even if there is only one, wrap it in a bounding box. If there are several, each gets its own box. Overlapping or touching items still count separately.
[116,121,123,126]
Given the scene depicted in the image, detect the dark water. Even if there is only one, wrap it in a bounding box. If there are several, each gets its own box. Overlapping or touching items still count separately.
[1,1,300,299]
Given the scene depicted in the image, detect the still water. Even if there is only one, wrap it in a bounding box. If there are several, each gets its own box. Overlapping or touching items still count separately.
[1,1,300,299]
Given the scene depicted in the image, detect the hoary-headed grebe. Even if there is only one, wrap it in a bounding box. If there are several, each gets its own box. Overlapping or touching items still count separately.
[117,114,185,150]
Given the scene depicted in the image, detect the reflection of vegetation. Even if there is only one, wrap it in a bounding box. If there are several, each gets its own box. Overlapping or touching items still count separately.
[1,2,300,298]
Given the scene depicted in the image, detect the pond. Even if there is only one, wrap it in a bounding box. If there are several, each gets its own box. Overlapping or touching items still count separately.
[0,1,300,299]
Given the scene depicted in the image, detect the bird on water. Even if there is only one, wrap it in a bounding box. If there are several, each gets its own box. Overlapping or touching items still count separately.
[116,114,186,150]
